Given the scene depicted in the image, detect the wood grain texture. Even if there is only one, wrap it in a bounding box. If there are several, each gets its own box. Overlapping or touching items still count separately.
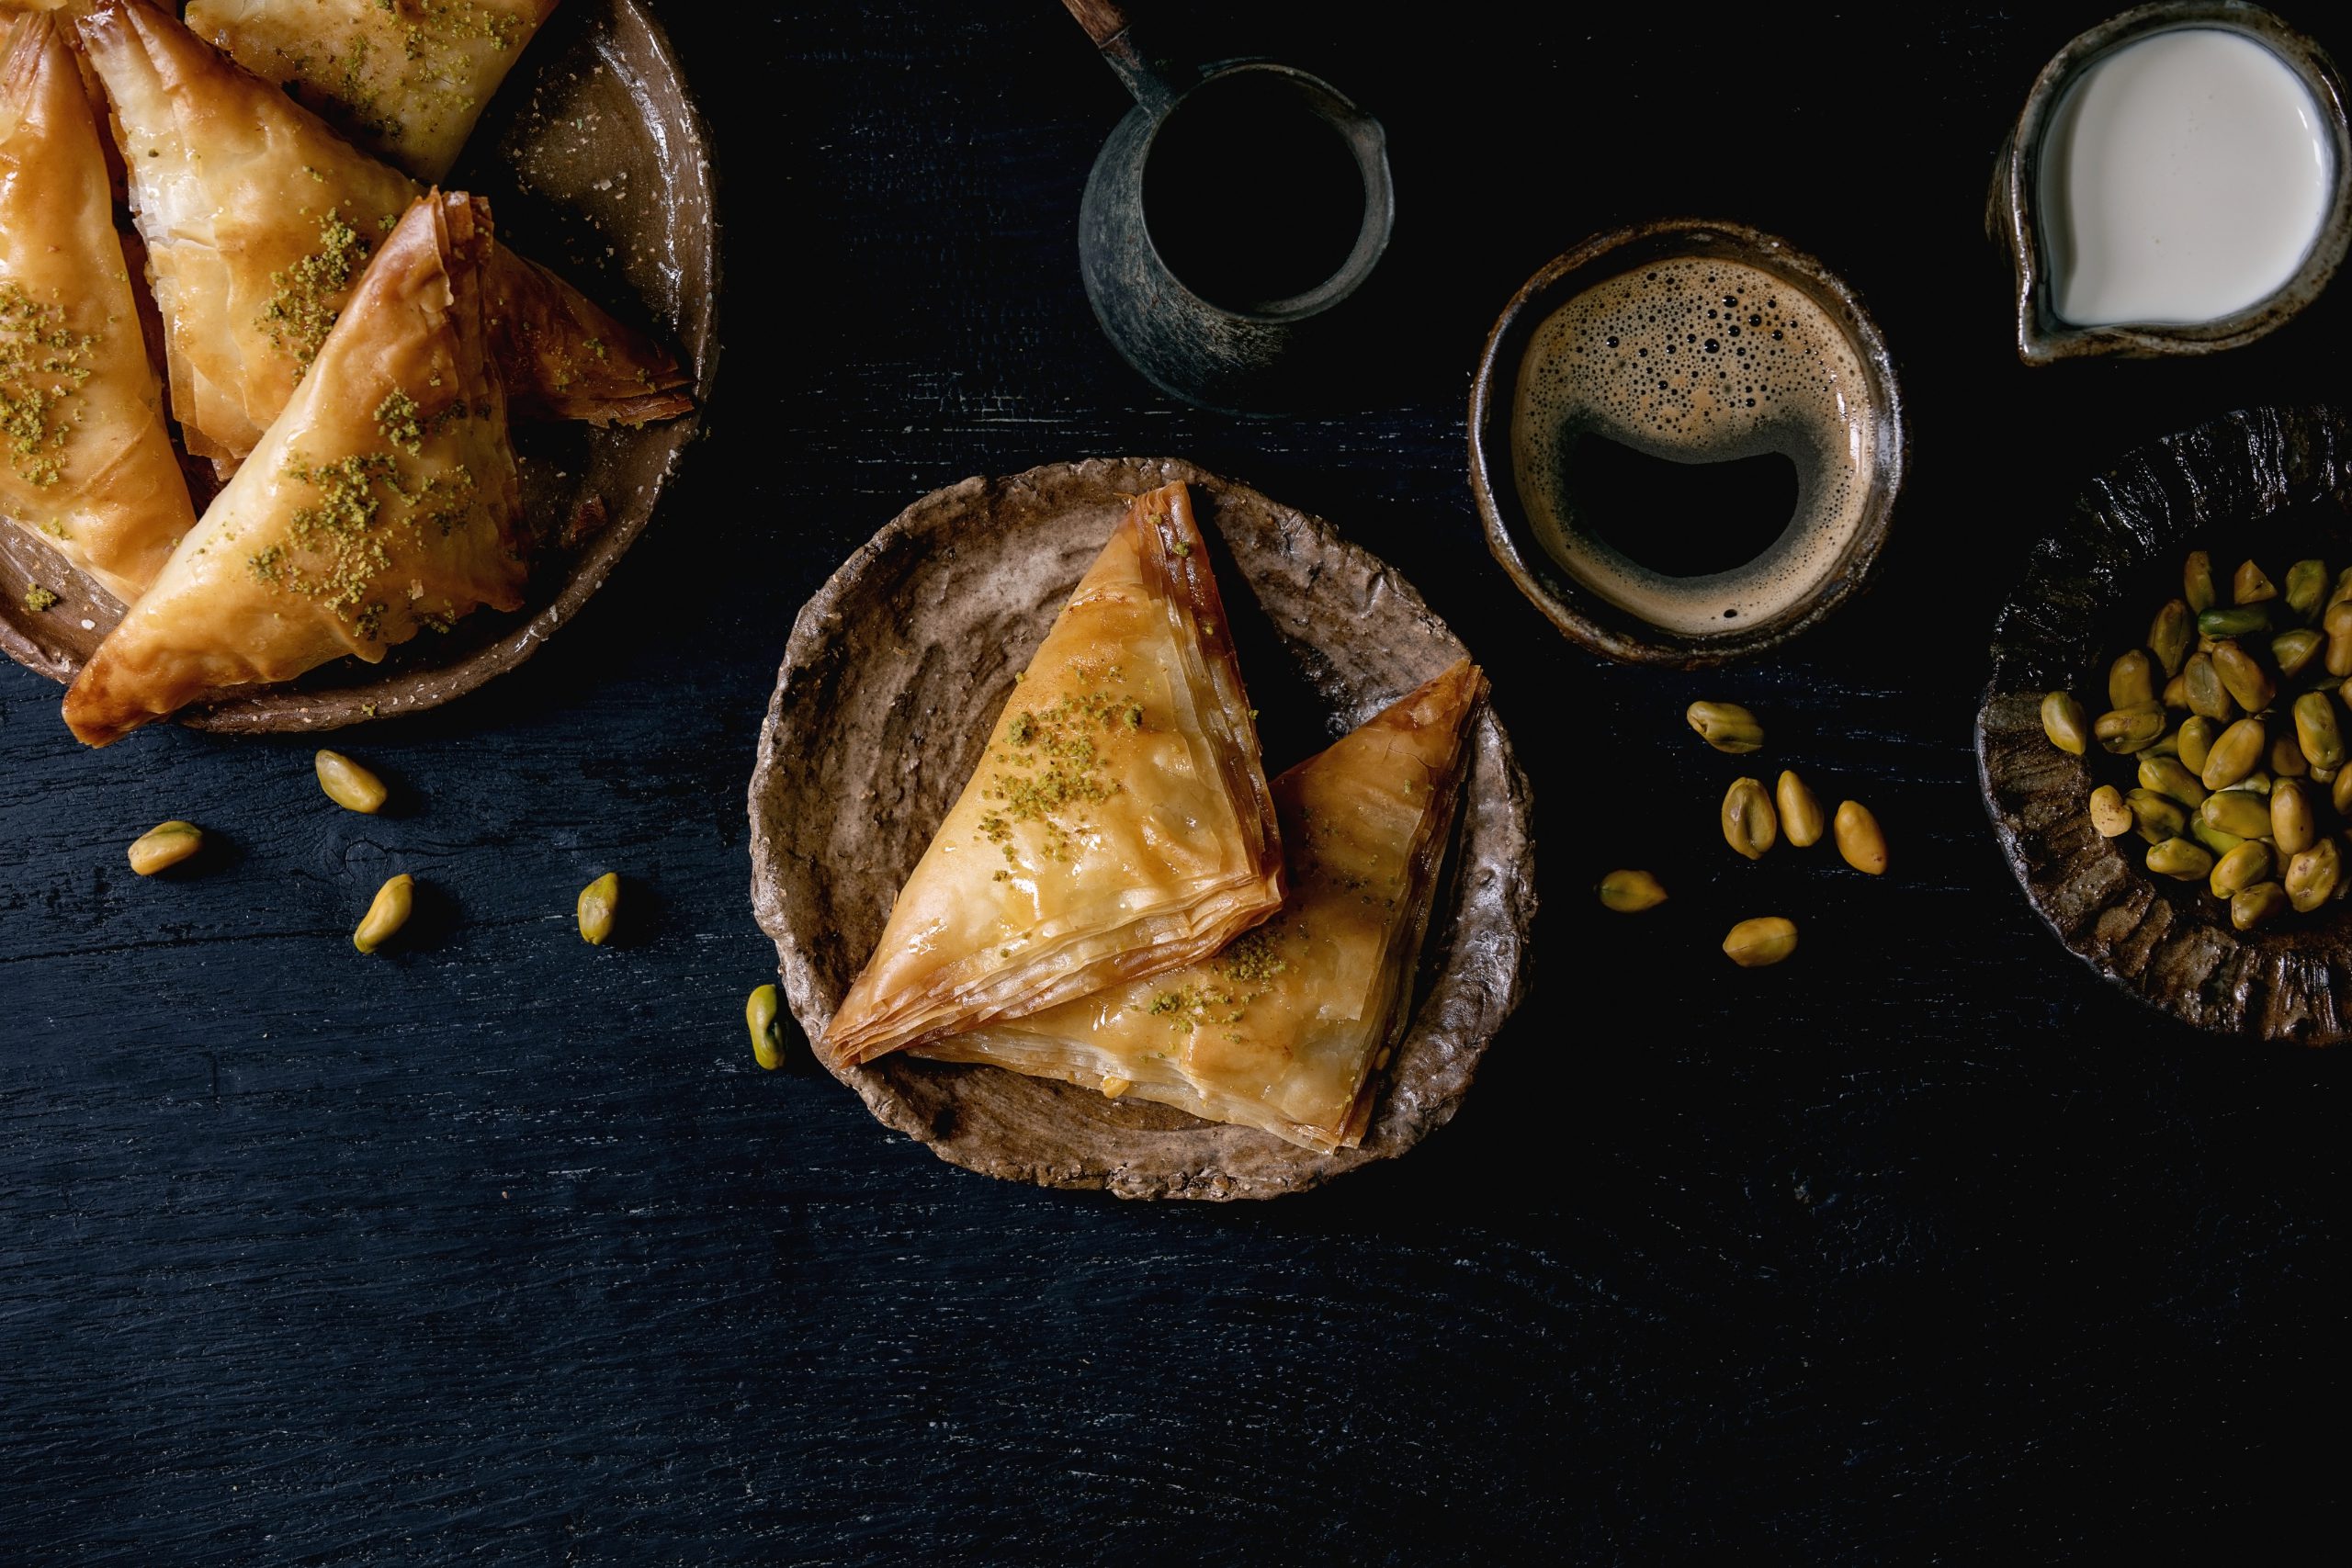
[749,457,1534,1198]
[6,2,2351,1562]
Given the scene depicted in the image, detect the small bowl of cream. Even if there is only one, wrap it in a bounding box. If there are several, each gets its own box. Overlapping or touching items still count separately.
[1996,2,2352,364]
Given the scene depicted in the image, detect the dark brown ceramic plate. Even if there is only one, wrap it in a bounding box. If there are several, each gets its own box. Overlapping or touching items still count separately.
[0,0,717,733]
[1978,405,2352,1043]
[747,457,1537,1200]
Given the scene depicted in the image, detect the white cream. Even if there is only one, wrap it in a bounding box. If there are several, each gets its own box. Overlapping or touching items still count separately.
[2040,28,2333,327]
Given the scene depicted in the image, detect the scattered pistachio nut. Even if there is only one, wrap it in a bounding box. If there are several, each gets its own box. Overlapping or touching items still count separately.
[1722,776,1777,860]
[2288,838,2343,912]
[2332,764,2352,816]
[2162,671,2190,709]
[2108,649,2156,709]
[2041,692,2088,755]
[2209,641,2275,713]
[2270,734,2310,778]
[126,821,203,876]
[2146,837,2214,881]
[2126,789,2187,843]
[2287,559,2328,622]
[2272,778,2317,855]
[2326,601,2352,677]
[2233,881,2289,931]
[2095,703,2165,754]
[353,874,414,953]
[2199,788,2271,840]
[2295,691,2346,770]
[2089,784,2133,838]
[1722,916,1799,969]
[1687,701,1764,753]
[2150,598,2194,676]
[2185,550,2216,612]
[314,750,388,814]
[2183,652,2234,722]
[2200,717,2267,791]
[2198,605,2270,639]
[1775,771,1826,848]
[747,983,785,1070]
[1599,869,1668,913]
[2137,755,2207,808]
[2272,627,2323,679]
[2177,716,2216,774]
[2233,558,2278,604]
[1833,799,1888,875]
[577,872,621,945]
[2210,840,2274,899]
[2190,818,2245,859]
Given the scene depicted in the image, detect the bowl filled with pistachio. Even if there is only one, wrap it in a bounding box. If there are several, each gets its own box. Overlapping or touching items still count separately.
[1979,404,2352,1043]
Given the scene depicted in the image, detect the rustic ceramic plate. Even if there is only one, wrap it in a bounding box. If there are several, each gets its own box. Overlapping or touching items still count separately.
[0,0,717,733]
[748,457,1537,1200]
[1978,404,2352,1043]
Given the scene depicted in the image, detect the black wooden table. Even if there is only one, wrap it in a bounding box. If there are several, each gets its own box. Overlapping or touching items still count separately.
[7,4,2346,1560]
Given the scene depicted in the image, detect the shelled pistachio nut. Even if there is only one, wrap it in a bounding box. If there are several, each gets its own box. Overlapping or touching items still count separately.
[2199,788,2271,840]
[2288,838,2343,912]
[2270,734,2310,777]
[2200,717,2267,790]
[2163,672,2190,709]
[2210,840,2274,898]
[2325,601,2352,677]
[2041,692,2088,755]
[2191,818,2246,858]
[2089,784,2133,838]
[2126,789,2188,843]
[126,821,203,876]
[577,873,621,945]
[2233,881,2289,931]
[2095,703,2166,754]
[1722,777,1777,860]
[1687,701,1763,753]
[2233,558,2278,604]
[747,984,785,1070]
[2210,641,2275,713]
[2138,755,2208,807]
[2198,605,2270,639]
[2177,716,2216,774]
[2331,565,2352,609]
[1774,771,1825,848]
[2287,559,2329,622]
[1833,800,1888,875]
[354,874,414,953]
[2150,598,2194,676]
[2109,649,2156,709]
[2272,778,2317,855]
[1599,869,1668,912]
[2294,691,2346,770]
[2185,550,2217,613]
[1722,917,1799,968]
[2183,653,2234,722]
[2272,627,2324,679]
[2146,837,2215,880]
[2332,764,2352,815]
[314,749,388,814]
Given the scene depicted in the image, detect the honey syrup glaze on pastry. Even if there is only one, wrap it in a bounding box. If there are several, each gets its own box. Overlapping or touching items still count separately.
[822,481,1286,1069]
[0,11,196,604]
[915,659,1485,1154]
[74,0,689,463]
[1510,254,1879,637]
[63,192,525,746]
[187,0,561,183]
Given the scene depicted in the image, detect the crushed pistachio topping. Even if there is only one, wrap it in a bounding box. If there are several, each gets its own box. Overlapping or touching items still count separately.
[22,583,60,613]
[974,667,1140,863]
[1147,922,1292,1035]
[259,209,372,367]
[297,2,531,150]
[0,285,98,489]
[249,396,481,638]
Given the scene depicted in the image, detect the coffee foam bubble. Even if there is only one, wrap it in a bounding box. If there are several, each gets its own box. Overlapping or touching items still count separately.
[1510,255,1877,637]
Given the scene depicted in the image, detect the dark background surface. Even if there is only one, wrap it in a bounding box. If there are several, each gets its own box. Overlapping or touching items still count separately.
[6,2,2349,1561]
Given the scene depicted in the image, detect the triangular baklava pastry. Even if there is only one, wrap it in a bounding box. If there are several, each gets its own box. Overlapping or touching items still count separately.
[185,0,560,182]
[75,0,688,462]
[63,192,525,746]
[0,10,195,604]
[913,659,1484,1153]
[825,481,1286,1068]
